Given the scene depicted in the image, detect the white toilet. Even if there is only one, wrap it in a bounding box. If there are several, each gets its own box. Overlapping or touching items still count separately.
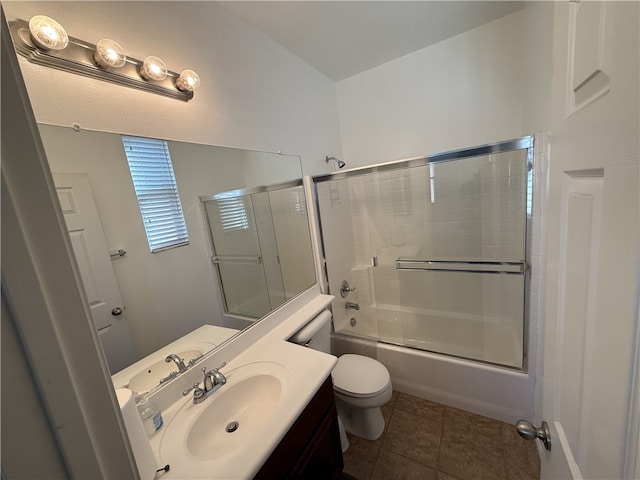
[290,310,392,446]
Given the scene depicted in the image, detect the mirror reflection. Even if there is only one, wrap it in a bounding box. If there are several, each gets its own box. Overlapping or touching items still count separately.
[202,182,315,318]
[37,124,316,390]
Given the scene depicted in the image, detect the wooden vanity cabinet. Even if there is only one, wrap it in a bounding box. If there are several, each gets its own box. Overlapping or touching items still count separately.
[254,376,344,479]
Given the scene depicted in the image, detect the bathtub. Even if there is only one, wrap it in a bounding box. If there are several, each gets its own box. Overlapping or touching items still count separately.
[332,329,534,424]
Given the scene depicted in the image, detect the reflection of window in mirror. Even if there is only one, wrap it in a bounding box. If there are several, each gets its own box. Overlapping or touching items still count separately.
[217,197,250,232]
[122,136,189,252]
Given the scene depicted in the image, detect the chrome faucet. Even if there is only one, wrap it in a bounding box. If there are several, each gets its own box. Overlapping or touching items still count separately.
[165,353,188,373]
[183,363,227,404]
[345,301,360,311]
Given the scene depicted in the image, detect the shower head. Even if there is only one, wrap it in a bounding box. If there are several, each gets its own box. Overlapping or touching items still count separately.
[325,156,346,169]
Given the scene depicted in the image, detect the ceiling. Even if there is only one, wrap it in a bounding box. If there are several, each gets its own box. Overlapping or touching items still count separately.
[221,1,524,81]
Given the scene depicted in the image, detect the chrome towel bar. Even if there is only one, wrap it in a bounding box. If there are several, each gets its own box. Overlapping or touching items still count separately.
[395,259,525,275]
[211,255,262,265]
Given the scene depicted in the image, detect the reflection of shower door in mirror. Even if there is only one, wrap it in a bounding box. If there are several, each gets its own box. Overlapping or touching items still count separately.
[204,195,273,318]
[203,184,316,319]
[268,186,316,299]
[52,173,137,373]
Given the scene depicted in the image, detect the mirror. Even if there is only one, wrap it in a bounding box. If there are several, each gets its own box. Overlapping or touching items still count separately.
[37,124,316,388]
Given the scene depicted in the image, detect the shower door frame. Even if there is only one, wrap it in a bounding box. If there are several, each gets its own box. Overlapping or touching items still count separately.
[312,135,535,372]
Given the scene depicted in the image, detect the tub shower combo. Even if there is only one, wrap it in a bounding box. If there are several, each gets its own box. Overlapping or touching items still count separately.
[313,137,534,415]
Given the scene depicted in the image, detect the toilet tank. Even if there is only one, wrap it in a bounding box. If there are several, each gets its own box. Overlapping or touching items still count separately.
[289,309,332,353]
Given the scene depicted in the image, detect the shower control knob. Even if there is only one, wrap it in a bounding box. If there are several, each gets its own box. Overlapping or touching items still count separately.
[515,419,551,451]
[340,280,356,298]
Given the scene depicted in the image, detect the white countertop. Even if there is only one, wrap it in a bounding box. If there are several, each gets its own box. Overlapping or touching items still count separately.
[144,293,337,479]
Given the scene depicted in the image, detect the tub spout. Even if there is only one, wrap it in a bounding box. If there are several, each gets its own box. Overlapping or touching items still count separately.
[345,302,360,311]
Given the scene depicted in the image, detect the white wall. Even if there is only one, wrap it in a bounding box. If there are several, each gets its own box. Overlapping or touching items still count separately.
[3,1,342,176]
[336,10,525,167]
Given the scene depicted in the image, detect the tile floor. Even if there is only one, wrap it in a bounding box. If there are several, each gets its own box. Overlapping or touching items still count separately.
[342,391,540,480]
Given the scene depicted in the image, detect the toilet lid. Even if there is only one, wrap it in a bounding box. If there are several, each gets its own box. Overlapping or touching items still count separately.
[332,354,390,397]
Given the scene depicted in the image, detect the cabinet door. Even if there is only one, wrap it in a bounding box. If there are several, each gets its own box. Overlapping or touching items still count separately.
[289,403,343,479]
[254,377,343,479]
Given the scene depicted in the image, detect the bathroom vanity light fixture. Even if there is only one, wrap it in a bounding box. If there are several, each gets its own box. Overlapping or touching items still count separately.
[326,156,346,169]
[9,16,199,102]
[140,55,168,81]
[176,69,200,92]
[94,38,127,68]
[28,15,68,51]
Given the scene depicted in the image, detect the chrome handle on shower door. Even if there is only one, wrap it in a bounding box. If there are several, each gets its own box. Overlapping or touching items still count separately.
[395,259,526,275]
[211,255,262,264]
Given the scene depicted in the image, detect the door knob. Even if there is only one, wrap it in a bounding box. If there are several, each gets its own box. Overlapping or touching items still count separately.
[111,307,123,316]
[515,419,551,451]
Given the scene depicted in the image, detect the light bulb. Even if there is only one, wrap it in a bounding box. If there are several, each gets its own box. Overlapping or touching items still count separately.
[176,69,200,92]
[140,56,167,81]
[28,15,69,51]
[94,39,127,68]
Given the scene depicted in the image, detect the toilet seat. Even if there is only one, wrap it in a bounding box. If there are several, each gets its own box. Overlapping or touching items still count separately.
[332,354,390,398]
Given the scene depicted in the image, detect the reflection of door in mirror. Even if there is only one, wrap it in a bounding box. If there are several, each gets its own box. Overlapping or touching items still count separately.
[52,172,136,372]
[203,183,315,318]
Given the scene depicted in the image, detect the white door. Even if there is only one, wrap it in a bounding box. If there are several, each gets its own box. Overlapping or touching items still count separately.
[53,172,137,373]
[540,2,639,479]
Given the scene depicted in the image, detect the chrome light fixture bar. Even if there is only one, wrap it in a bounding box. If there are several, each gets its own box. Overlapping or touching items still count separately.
[9,17,196,102]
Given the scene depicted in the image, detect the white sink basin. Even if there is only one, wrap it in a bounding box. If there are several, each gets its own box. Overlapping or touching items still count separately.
[187,373,283,459]
[159,361,290,468]
[128,349,203,393]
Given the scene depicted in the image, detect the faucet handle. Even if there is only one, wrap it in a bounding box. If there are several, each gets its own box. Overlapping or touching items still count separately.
[214,361,227,371]
[192,384,205,402]
[183,382,201,396]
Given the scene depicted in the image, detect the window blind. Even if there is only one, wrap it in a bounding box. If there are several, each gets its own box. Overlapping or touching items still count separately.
[216,197,250,233]
[122,135,189,252]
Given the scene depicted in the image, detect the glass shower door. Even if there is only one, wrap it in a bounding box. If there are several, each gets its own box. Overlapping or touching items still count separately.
[395,149,528,367]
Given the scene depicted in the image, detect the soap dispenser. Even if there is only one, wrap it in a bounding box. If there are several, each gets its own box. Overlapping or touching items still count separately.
[135,394,163,437]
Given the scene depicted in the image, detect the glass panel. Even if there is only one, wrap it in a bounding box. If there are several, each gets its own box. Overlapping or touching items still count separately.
[316,178,380,339]
[269,186,315,299]
[425,150,527,260]
[397,270,524,368]
[203,184,315,319]
[363,168,416,344]
[217,262,270,318]
[252,192,286,308]
[315,145,528,369]
[203,196,271,316]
